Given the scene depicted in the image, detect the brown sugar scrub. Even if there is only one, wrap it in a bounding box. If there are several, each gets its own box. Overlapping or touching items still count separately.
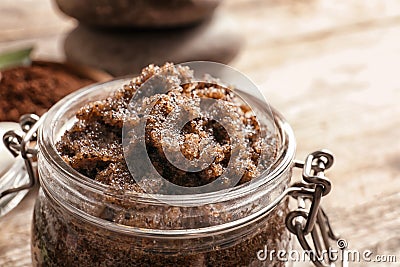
[56,63,278,192]
[0,62,94,122]
[32,63,291,266]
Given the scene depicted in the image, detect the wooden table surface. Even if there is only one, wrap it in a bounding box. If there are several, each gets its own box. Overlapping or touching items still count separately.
[1,0,400,266]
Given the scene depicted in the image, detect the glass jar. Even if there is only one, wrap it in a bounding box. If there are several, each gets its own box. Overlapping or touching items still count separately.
[1,77,338,267]
[32,78,294,266]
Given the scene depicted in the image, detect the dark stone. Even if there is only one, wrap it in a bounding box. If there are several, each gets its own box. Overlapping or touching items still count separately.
[54,0,221,28]
[64,15,242,76]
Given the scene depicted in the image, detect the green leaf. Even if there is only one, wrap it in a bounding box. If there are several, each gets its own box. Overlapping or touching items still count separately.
[0,47,33,70]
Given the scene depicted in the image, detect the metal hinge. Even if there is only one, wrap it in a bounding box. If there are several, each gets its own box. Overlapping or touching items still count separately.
[1,114,43,199]
[286,150,340,267]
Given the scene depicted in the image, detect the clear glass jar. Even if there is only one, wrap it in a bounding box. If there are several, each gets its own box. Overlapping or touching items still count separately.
[31,78,296,267]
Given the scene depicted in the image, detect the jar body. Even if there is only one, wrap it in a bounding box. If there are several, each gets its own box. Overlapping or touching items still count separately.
[31,78,296,267]
[32,188,291,266]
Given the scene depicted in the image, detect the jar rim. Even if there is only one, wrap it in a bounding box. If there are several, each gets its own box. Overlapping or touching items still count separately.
[39,77,296,205]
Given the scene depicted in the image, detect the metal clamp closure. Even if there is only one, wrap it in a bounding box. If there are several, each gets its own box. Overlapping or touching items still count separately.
[1,114,43,199]
[286,150,340,267]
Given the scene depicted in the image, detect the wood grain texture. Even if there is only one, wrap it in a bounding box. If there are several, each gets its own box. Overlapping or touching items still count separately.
[1,0,400,266]
[0,188,37,267]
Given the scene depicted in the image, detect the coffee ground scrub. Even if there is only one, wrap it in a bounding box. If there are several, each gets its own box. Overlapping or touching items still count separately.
[32,63,292,266]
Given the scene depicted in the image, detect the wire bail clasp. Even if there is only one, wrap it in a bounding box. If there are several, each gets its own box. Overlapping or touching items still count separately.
[1,114,44,199]
[286,150,340,267]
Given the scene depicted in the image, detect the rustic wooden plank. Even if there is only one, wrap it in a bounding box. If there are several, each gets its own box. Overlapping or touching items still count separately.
[328,192,400,267]
[252,24,400,210]
[0,0,74,42]
[295,192,400,267]
[0,188,37,267]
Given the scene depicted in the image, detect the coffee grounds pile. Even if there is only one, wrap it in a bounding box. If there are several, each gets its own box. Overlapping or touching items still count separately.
[0,62,93,122]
